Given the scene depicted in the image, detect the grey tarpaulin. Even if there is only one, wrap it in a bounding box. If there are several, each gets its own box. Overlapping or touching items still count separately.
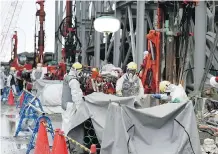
[63,92,201,154]
[31,79,63,113]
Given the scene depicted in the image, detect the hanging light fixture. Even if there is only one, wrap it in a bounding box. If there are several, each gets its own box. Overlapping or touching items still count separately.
[94,16,120,64]
[94,16,120,33]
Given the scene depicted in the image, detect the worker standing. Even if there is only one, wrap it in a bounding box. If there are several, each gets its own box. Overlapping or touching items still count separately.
[61,62,84,110]
[31,63,45,81]
[116,62,144,97]
[0,66,6,95]
[7,67,17,95]
[152,81,188,103]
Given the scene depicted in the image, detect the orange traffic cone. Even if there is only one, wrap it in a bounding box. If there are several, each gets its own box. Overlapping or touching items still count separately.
[19,92,24,107]
[90,144,97,154]
[34,119,50,154]
[51,129,68,154]
[8,89,15,106]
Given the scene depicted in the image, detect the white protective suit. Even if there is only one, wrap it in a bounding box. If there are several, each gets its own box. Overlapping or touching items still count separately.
[210,76,218,88]
[0,68,6,90]
[31,67,44,81]
[61,69,84,133]
[6,72,17,95]
[154,84,189,103]
[116,73,144,97]
[201,138,218,154]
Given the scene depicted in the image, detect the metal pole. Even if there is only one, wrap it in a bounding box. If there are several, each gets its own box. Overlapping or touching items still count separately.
[104,33,108,63]
[94,1,101,68]
[54,0,59,61]
[58,0,63,62]
[194,1,206,92]
[81,1,87,65]
[113,5,121,67]
[127,6,136,62]
[136,1,145,70]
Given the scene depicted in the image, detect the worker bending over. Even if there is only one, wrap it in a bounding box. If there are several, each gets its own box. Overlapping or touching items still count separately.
[152,81,188,103]
[210,76,218,88]
[116,62,144,97]
[61,62,84,110]
[31,63,45,81]
[7,67,17,95]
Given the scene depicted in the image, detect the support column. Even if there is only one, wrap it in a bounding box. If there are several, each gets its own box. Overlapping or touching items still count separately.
[58,0,63,62]
[54,0,59,61]
[81,1,87,65]
[194,1,206,91]
[113,5,121,67]
[136,1,145,70]
[94,1,101,68]
[127,6,136,62]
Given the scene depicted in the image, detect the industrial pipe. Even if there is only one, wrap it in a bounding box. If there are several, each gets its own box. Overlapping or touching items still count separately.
[87,128,95,137]
[84,119,92,129]
[91,137,99,145]
[84,136,92,145]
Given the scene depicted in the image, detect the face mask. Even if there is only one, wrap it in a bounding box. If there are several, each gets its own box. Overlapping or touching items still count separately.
[128,73,134,82]
[37,67,42,71]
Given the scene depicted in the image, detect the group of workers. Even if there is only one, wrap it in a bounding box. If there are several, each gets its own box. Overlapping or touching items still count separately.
[0,63,45,98]
[2,60,218,110]
[61,61,192,111]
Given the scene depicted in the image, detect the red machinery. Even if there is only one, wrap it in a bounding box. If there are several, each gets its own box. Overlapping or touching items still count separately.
[35,0,45,64]
[139,7,162,94]
[139,30,161,93]
[80,67,116,95]
[10,31,32,71]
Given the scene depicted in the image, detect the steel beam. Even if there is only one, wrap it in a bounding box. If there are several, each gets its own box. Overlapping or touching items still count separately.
[94,1,102,67]
[58,0,63,62]
[135,1,145,70]
[81,1,87,65]
[194,1,206,92]
[127,5,136,62]
[113,6,121,67]
[54,0,59,61]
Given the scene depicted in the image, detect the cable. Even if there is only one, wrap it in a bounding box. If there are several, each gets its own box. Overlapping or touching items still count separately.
[174,119,195,154]
[0,1,19,53]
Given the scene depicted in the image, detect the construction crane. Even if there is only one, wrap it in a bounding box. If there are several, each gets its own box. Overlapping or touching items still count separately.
[0,0,24,56]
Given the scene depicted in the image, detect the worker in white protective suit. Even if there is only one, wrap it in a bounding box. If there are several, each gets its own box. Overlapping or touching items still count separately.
[210,76,218,88]
[7,67,17,95]
[61,62,84,135]
[152,81,189,103]
[31,63,45,81]
[61,62,84,110]
[0,66,6,95]
[116,62,144,97]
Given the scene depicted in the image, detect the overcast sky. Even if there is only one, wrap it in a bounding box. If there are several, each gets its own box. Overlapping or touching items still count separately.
[0,0,56,62]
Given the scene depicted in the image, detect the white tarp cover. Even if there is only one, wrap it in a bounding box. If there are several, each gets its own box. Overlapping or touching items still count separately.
[63,92,201,154]
[32,79,63,114]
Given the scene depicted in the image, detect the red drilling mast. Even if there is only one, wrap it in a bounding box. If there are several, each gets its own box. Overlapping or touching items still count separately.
[11,31,18,60]
[36,0,45,64]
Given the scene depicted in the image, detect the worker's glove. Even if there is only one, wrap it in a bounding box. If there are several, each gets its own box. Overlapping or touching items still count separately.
[151,94,161,99]
[171,98,180,103]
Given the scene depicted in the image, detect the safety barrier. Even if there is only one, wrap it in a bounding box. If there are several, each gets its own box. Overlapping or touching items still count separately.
[14,89,97,154]
[2,86,24,106]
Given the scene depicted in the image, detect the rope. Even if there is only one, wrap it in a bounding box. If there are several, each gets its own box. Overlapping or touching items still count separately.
[42,121,91,153]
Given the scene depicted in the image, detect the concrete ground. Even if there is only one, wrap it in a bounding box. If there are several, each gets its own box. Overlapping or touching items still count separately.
[0,104,62,154]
